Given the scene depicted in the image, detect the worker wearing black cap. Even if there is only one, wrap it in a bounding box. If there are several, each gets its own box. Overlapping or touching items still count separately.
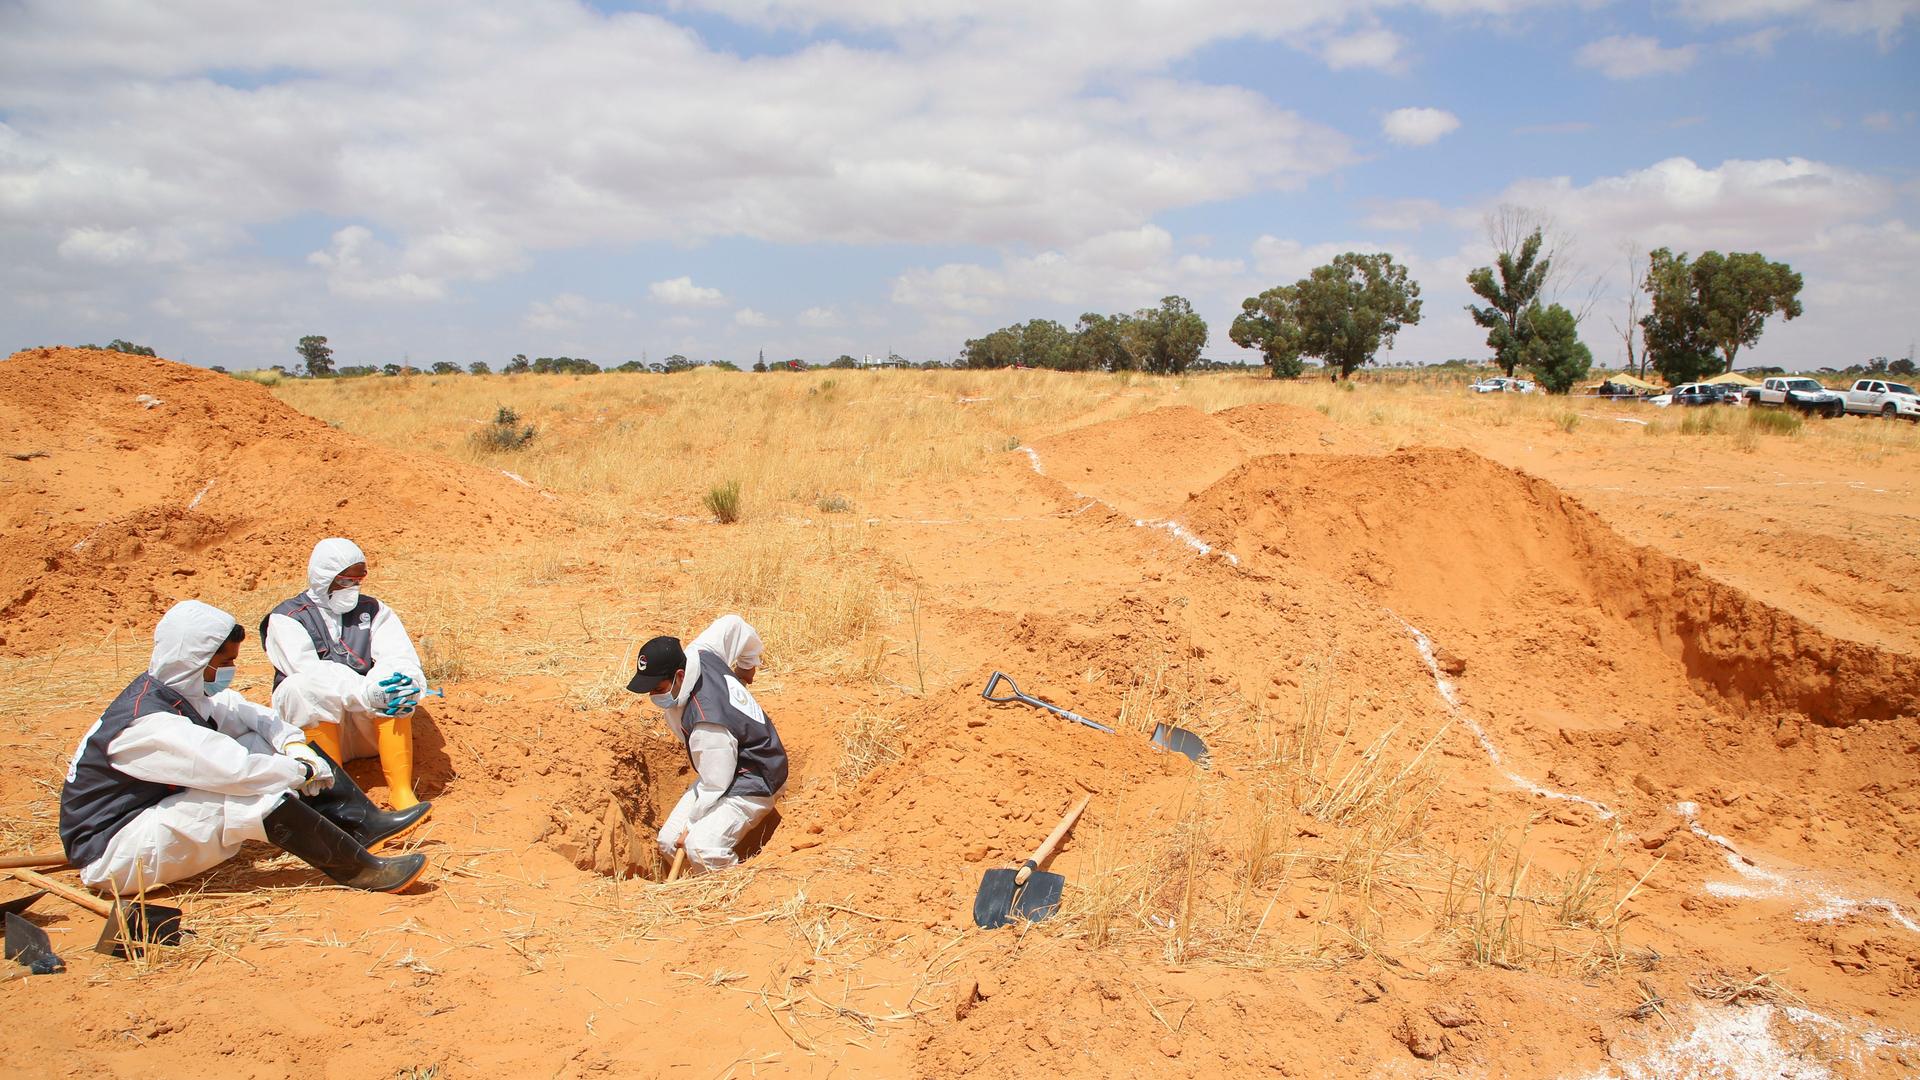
[628,614,788,871]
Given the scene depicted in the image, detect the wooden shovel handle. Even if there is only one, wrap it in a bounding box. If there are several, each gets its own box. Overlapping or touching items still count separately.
[666,846,687,883]
[1014,794,1092,886]
[0,854,72,870]
[6,867,114,918]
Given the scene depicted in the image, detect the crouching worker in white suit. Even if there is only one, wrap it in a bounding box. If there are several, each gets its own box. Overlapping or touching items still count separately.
[628,614,789,872]
[59,601,430,895]
[265,538,432,812]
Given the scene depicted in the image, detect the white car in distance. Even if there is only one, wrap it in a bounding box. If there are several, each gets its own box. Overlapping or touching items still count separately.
[1470,377,1536,394]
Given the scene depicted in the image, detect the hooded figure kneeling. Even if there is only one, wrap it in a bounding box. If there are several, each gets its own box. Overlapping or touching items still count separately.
[629,614,788,872]
[264,538,431,812]
[60,600,428,895]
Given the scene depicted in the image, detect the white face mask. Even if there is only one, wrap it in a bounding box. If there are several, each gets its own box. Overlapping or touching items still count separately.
[326,586,361,615]
[203,666,235,696]
[649,673,683,710]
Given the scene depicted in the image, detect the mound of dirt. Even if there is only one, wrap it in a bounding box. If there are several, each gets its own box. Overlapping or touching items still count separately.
[1183,446,1920,726]
[1026,405,1262,518]
[0,347,567,655]
[1210,400,1335,451]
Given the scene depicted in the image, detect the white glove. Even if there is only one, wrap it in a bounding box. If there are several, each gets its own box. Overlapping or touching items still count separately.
[285,742,334,797]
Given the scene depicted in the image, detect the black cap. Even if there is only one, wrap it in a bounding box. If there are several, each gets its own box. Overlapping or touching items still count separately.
[626,636,686,693]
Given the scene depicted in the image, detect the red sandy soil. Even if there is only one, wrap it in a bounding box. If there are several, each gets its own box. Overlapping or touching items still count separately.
[3,353,1918,1078]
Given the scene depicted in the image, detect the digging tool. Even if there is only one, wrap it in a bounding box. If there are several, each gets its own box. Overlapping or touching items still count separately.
[5,912,64,975]
[0,854,73,871]
[973,794,1092,930]
[665,845,687,883]
[981,672,1209,764]
[4,868,184,958]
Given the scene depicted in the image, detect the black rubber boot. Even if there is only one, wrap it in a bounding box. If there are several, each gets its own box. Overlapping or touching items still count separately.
[301,745,431,848]
[263,796,427,893]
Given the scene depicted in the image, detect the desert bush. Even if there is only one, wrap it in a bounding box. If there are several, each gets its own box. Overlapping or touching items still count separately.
[815,493,852,514]
[705,479,742,523]
[1556,411,1580,433]
[472,405,537,452]
[1745,407,1803,436]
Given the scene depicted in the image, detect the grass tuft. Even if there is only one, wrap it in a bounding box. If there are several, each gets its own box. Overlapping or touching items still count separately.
[705,479,743,523]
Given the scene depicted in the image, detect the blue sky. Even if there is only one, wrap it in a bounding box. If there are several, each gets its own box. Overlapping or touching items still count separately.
[1,1,1914,371]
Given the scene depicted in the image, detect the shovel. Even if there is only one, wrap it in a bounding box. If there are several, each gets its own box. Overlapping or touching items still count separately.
[973,794,1091,930]
[0,890,46,917]
[5,911,65,975]
[4,868,185,958]
[981,672,1209,764]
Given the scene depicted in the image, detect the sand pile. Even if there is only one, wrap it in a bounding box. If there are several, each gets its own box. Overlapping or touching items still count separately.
[0,347,567,654]
[1183,447,1920,725]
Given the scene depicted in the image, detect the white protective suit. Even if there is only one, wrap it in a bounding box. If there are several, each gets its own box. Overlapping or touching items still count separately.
[267,538,426,758]
[72,601,313,893]
[657,614,776,870]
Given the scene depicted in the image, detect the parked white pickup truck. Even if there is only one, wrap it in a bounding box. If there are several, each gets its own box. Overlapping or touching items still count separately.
[1744,377,1845,418]
[1841,378,1920,421]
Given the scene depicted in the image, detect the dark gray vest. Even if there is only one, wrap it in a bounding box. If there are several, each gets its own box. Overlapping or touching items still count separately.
[60,674,215,867]
[262,593,380,688]
[681,648,789,798]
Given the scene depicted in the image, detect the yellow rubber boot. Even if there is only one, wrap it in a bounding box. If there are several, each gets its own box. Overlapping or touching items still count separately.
[306,722,345,764]
[377,713,422,811]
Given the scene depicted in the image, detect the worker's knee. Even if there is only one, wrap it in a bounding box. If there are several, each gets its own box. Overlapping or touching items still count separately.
[684,841,739,870]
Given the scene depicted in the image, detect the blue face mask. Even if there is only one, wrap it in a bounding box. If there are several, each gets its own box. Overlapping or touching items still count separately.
[203,666,235,696]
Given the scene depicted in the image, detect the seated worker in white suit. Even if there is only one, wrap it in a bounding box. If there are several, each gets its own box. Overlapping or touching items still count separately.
[264,538,432,812]
[59,600,428,895]
[628,614,788,872]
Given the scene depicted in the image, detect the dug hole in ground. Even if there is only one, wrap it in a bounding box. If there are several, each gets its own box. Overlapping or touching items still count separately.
[2,347,1918,1078]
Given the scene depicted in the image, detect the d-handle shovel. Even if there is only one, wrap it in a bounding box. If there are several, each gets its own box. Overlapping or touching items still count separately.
[981,672,1209,764]
[4,868,184,959]
[973,794,1092,930]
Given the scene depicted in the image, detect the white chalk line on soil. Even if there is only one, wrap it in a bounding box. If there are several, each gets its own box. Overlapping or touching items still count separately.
[1015,446,1239,565]
[1674,802,1920,935]
[1392,615,1616,820]
[1567,1001,1915,1080]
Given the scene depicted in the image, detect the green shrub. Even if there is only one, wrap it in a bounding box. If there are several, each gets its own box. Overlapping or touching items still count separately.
[472,405,537,452]
[706,480,743,523]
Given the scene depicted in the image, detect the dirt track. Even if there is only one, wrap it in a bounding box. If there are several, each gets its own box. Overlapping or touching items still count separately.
[3,348,1917,1078]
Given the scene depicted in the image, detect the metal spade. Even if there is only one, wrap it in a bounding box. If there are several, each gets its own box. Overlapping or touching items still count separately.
[981,672,1209,764]
[973,794,1091,930]
[4,912,65,975]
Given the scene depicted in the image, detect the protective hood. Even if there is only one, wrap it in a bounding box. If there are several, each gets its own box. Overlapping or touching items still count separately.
[665,615,762,741]
[305,537,367,603]
[148,600,238,695]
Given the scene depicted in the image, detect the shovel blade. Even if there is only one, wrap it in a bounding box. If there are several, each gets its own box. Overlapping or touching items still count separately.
[972,868,1019,930]
[5,911,65,975]
[1010,870,1066,923]
[0,890,46,917]
[93,901,184,959]
[1152,724,1209,764]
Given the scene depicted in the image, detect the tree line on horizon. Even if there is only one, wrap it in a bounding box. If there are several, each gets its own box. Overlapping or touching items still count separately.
[36,229,1841,389]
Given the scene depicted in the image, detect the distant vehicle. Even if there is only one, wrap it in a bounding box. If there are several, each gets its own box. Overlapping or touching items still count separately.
[1471,377,1536,394]
[1744,377,1845,418]
[1649,382,1740,408]
[1841,378,1920,421]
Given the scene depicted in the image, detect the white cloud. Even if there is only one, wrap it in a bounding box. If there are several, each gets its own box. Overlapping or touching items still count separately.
[649,276,725,306]
[306,226,444,301]
[733,307,772,327]
[523,293,632,332]
[797,306,841,328]
[892,226,1244,319]
[1673,0,1916,38]
[1381,107,1461,147]
[1324,28,1405,71]
[1727,26,1785,54]
[1576,35,1699,79]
